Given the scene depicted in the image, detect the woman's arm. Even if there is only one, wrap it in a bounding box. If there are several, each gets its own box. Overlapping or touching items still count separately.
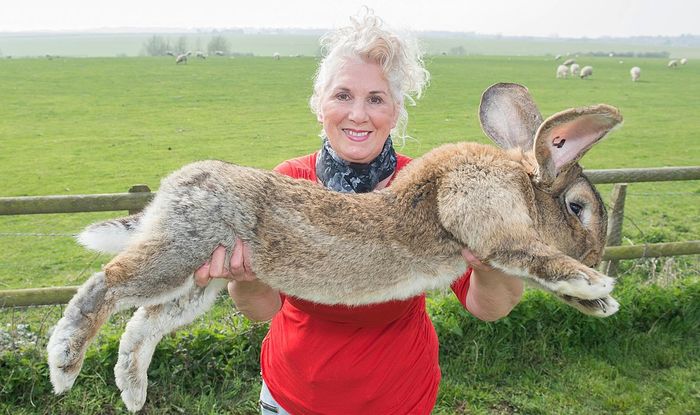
[461,249,524,322]
[195,243,282,322]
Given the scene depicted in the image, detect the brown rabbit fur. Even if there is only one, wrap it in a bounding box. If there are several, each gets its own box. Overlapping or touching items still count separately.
[48,83,621,412]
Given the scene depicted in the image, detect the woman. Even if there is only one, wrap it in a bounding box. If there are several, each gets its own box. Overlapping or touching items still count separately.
[195,11,524,415]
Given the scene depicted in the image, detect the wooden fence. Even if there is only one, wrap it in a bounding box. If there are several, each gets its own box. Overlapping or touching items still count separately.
[1,167,699,307]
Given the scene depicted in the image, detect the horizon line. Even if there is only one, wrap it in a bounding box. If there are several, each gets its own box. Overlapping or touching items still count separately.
[0,26,699,40]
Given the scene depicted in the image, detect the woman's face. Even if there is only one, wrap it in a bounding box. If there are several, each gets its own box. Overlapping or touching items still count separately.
[318,60,399,164]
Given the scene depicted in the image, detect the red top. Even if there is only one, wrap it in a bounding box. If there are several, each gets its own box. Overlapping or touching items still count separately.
[261,152,472,415]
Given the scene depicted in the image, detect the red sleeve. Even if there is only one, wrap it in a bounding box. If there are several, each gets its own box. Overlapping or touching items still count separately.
[450,268,473,309]
[273,153,317,181]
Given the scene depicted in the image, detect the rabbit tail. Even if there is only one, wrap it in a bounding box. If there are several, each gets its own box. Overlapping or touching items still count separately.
[77,213,143,254]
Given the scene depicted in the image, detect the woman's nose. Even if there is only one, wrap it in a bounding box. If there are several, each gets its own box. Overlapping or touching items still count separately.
[348,100,369,123]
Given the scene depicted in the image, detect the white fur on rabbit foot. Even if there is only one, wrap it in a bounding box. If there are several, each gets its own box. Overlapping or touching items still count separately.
[47,362,79,394]
[547,270,615,300]
[120,384,148,413]
[115,352,147,412]
[115,352,148,412]
[47,329,82,393]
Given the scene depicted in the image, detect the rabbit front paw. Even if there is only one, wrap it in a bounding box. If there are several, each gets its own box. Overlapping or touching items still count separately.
[553,268,615,300]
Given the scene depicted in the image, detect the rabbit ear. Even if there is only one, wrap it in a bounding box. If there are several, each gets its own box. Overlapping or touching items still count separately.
[479,83,543,150]
[534,104,622,184]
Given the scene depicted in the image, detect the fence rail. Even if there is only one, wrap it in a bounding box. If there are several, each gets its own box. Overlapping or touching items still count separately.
[1,166,698,308]
[0,185,153,215]
[585,166,700,184]
[1,167,699,216]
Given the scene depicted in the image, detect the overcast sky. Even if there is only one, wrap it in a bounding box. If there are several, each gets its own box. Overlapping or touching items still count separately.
[2,0,698,38]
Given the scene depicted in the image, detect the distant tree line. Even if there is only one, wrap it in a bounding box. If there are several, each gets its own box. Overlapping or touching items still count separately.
[142,35,233,56]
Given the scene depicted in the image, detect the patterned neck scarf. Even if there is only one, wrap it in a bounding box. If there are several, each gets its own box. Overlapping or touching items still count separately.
[316,136,397,193]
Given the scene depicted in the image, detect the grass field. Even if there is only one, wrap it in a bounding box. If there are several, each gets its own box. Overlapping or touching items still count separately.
[1,55,698,289]
[0,56,699,414]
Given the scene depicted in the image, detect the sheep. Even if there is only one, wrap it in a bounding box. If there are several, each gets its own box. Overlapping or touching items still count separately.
[668,59,678,68]
[165,51,175,57]
[563,58,575,66]
[175,51,192,64]
[273,52,281,60]
[556,64,569,78]
[554,54,562,60]
[195,51,206,59]
[680,58,688,65]
[214,50,225,56]
[570,63,580,77]
[580,65,593,79]
[630,66,641,82]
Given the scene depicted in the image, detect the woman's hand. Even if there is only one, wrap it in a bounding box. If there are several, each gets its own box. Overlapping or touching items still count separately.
[194,241,257,286]
[461,248,524,322]
[194,240,281,321]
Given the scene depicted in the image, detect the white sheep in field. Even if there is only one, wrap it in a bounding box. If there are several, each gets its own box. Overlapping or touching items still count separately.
[630,66,641,82]
[580,65,593,79]
[680,58,688,65]
[563,58,575,66]
[273,52,281,60]
[175,51,191,64]
[196,51,206,59]
[668,59,678,68]
[570,63,580,77]
[556,64,569,78]
[554,54,562,60]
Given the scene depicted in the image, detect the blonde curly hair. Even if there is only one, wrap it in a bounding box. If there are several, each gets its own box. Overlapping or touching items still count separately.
[309,9,430,142]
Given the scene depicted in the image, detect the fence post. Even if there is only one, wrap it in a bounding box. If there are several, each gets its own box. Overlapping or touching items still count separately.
[599,183,627,277]
[128,184,151,215]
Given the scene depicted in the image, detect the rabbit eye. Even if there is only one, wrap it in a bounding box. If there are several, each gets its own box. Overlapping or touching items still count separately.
[568,202,583,217]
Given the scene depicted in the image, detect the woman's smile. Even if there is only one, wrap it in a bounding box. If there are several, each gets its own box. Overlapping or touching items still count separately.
[343,129,371,142]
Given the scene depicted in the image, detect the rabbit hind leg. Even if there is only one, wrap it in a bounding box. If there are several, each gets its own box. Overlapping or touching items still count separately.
[115,278,228,412]
[104,234,207,297]
[49,240,203,394]
[48,271,118,393]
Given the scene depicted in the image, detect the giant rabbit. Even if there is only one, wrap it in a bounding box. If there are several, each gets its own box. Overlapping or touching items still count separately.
[48,83,622,412]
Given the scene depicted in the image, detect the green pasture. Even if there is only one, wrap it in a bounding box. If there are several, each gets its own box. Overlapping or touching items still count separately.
[1,55,698,289]
[1,56,699,414]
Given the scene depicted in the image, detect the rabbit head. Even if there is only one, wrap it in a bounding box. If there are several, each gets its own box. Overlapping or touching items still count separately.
[479,82,622,267]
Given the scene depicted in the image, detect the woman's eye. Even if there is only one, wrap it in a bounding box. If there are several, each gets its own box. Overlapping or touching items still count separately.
[336,92,351,101]
[568,202,583,217]
[368,95,384,104]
